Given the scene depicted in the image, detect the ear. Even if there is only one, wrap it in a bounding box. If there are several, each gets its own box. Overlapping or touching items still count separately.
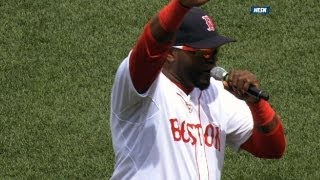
[166,48,176,63]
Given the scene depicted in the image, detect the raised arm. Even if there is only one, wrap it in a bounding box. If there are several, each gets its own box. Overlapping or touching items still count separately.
[129,0,209,93]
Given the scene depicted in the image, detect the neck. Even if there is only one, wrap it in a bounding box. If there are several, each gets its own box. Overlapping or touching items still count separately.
[162,68,193,94]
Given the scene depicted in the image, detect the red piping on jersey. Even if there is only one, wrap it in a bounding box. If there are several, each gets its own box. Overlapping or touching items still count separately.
[172,79,194,95]
[195,143,200,180]
[196,92,210,180]
[197,92,203,146]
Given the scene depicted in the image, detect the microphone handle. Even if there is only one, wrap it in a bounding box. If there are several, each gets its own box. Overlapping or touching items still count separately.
[247,85,269,101]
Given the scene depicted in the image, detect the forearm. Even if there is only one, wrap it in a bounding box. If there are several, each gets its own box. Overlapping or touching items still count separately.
[241,100,286,158]
[129,0,189,93]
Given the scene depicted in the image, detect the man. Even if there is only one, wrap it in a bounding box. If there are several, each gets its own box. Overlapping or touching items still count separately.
[110,0,286,179]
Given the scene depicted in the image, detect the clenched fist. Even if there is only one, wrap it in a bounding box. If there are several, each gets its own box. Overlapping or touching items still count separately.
[225,70,261,103]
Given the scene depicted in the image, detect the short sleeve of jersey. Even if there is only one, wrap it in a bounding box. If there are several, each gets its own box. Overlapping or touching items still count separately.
[112,54,139,113]
[218,85,254,152]
[111,52,159,123]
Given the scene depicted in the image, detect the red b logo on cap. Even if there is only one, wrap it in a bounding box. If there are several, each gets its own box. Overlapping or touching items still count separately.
[202,15,215,31]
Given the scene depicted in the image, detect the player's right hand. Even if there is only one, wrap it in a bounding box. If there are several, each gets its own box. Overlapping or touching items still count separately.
[179,0,210,8]
[225,70,261,104]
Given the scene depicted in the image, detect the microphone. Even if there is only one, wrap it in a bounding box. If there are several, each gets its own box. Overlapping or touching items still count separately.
[210,67,269,101]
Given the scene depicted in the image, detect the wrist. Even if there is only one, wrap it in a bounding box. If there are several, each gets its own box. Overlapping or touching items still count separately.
[158,0,190,32]
[179,1,192,8]
[256,116,280,134]
[248,99,275,127]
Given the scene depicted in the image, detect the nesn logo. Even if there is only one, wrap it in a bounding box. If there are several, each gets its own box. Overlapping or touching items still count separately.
[251,6,271,14]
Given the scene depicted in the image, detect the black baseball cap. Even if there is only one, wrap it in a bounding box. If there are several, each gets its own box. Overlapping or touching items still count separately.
[174,7,236,49]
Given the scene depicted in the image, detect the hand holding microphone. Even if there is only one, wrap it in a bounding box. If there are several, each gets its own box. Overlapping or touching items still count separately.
[211,67,269,102]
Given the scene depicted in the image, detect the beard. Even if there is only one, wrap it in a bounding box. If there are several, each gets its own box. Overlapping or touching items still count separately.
[191,71,211,90]
[194,80,210,90]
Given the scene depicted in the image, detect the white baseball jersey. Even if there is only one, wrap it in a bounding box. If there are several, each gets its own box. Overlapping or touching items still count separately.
[110,54,254,180]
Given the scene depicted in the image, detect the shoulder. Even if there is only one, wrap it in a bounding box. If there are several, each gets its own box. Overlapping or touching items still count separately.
[202,78,227,100]
[205,78,249,109]
[115,51,132,77]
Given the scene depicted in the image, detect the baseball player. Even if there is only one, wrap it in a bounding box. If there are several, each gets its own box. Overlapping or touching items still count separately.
[110,0,286,179]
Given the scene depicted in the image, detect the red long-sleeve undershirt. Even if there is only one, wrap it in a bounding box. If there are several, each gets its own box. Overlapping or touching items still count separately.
[241,117,286,158]
[128,0,285,159]
[241,100,286,158]
[129,24,170,93]
[129,0,188,94]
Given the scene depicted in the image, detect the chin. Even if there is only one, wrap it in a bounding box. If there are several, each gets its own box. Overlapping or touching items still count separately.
[192,73,211,90]
[199,84,210,90]
[195,81,210,90]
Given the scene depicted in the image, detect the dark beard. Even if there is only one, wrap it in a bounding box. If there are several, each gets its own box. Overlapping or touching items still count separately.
[194,81,210,90]
[191,74,211,90]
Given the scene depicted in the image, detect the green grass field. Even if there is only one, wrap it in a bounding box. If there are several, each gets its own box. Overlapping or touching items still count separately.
[0,0,319,179]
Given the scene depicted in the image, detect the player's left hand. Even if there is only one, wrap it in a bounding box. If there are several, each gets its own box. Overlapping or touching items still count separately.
[225,70,260,103]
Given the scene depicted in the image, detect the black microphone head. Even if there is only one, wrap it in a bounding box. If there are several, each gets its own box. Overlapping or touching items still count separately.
[210,67,228,81]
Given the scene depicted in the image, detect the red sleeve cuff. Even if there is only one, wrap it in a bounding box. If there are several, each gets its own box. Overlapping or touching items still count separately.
[248,99,276,126]
[158,0,190,32]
